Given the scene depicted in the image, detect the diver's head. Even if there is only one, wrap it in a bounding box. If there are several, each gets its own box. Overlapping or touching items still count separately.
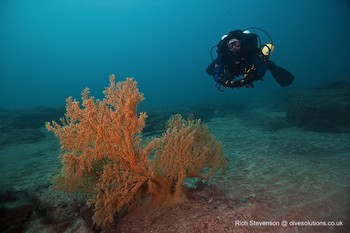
[227,38,241,52]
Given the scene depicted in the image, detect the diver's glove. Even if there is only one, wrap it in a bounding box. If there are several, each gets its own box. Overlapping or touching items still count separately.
[244,72,263,84]
[241,72,263,88]
[225,79,245,88]
[218,73,246,88]
[217,73,232,87]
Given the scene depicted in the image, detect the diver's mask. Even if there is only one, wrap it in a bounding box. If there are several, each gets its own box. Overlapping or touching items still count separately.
[227,39,241,52]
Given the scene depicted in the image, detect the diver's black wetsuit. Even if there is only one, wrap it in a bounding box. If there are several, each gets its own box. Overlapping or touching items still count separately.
[212,30,267,88]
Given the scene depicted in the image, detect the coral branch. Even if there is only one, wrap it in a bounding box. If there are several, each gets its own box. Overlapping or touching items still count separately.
[46,75,154,227]
[152,114,227,200]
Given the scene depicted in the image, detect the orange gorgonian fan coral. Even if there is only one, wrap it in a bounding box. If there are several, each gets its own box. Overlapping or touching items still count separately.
[46,75,155,226]
[152,114,227,201]
[46,74,226,228]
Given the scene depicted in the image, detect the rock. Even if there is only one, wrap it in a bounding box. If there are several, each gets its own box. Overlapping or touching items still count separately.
[0,107,65,131]
[0,205,33,233]
[0,106,64,148]
[32,189,85,230]
[284,81,350,133]
[0,189,33,233]
[0,128,46,149]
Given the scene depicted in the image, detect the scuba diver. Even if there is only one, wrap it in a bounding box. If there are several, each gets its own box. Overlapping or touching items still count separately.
[206,28,295,91]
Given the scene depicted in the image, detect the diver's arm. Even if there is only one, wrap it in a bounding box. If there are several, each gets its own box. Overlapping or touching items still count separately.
[252,53,267,76]
[212,58,223,82]
[242,53,267,86]
[212,57,246,88]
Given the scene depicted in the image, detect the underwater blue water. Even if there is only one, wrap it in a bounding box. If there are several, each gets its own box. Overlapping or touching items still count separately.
[0,0,349,109]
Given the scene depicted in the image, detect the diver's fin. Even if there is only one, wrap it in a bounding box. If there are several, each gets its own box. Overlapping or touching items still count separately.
[206,60,216,76]
[266,60,295,87]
